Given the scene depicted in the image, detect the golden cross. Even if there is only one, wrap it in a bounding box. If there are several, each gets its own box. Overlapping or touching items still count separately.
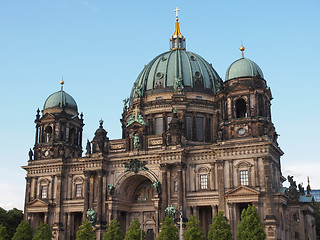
[134,106,139,119]
[174,7,180,19]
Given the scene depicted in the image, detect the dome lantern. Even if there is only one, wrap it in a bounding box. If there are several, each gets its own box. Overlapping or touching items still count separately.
[170,7,186,50]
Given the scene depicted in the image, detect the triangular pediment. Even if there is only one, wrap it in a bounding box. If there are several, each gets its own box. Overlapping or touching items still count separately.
[41,113,55,121]
[225,185,261,197]
[229,82,248,91]
[27,198,50,207]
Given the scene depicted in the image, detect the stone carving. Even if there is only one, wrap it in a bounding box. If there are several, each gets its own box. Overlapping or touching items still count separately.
[132,134,140,151]
[152,181,161,194]
[86,208,95,224]
[165,205,176,218]
[108,184,115,196]
[28,148,33,161]
[134,84,142,98]
[124,159,148,174]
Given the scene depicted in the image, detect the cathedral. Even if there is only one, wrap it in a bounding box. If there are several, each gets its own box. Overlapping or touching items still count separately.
[23,9,316,240]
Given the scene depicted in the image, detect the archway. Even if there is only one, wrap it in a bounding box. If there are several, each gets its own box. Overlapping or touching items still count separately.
[113,172,159,238]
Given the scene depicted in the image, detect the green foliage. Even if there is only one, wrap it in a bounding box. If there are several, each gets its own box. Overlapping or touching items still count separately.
[208,212,233,240]
[12,221,33,240]
[237,205,266,240]
[157,216,179,240]
[0,224,9,240]
[183,215,205,240]
[0,207,23,239]
[76,220,95,240]
[32,223,53,240]
[124,219,145,240]
[315,202,320,240]
[103,219,123,240]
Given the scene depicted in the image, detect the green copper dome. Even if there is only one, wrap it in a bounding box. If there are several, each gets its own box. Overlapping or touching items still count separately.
[130,49,222,100]
[44,89,78,111]
[225,57,264,81]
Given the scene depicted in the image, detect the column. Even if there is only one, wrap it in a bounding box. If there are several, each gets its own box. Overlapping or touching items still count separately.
[177,163,183,213]
[160,164,168,220]
[211,205,217,217]
[210,163,215,190]
[83,171,91,220]
[216,160,225,211]
[96,170,103,225]
[35,125,39,144]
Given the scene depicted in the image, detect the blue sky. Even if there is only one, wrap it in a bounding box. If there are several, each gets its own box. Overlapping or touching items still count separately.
[0,0,319,210]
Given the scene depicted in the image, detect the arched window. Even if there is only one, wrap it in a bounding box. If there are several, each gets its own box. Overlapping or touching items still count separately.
[73,177,84,198]
[197,167,210,190]
[235,98,247,118]
[39,179,49,199]
[236,161,252,186]
[155,117,163,135]
[44,126,52,142]
[133,180,154,202]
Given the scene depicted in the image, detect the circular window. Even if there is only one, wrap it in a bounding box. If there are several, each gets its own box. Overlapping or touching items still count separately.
[238,128,246,135]
[195,71,201,78]
[190,55,196,61]
[156,72,163,78]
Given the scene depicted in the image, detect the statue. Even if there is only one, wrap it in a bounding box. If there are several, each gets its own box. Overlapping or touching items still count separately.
[306,177,311,196]
[124,159,148,174]
[152,181,161,194]
[28,148,33,161]
[134,84,142,98]
[287,175,297,189]
[165,205,176,218]
[123,98,129,112]
[86,208,95,224]
[86,140,91,155]
[132,134,140,151]
[108,184,115,196]
[174,76,184,93]
[298,183,305,195]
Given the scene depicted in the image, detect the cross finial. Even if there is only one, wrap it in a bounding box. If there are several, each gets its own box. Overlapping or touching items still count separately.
[174,7,180,21]
[134,106,139,119]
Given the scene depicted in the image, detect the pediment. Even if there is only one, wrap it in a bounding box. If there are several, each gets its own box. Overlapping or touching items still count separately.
[229,82,248,91]
[225,185,261,198]
[40,113,55,121]
[27,198,50,207]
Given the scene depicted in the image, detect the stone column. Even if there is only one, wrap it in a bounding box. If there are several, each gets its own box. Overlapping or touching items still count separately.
[96,170,104,226]
[210,163,215,190]
[35,125,39,144]
[66,212,71,240]
[160,164,168,220]
[177,163,184,214]
[216,160,225,211]
[211,205,217,217]
[83,171,91,220]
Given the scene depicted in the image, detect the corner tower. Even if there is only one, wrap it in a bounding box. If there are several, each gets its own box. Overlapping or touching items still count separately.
[33,80,84,160]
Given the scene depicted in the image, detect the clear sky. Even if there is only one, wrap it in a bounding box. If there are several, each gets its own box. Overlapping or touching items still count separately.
[0,0,319,210]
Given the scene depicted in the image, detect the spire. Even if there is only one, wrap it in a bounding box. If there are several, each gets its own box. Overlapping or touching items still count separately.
[240,44,245,58]
[170,7,186,50]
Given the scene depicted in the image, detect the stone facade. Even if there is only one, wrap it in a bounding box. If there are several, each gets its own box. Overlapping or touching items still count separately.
[23,17,316,240]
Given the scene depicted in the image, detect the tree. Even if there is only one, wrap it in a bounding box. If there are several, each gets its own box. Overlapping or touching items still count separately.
[237,205,266,240]
[183,215,205,240]
[6,208,23,238]
[76,220,95,240]
[12,221,33,240]
[32,223,53,240]
[0,207,23,239]
[208,211,233,240]
[124,219,145,240]
[0,224,9,240]
[157,216,179,240]
[103,219,123,240]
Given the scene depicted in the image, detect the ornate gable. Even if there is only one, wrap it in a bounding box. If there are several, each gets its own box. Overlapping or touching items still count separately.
[26,198,52,212]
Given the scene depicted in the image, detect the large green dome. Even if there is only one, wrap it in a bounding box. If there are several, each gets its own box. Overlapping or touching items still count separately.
[225,57,264,81]
[44,89,78,112]
[130,49,223,100]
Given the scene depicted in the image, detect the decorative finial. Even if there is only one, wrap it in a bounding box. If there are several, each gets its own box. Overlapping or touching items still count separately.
[60,77,64,90]
[240,44,245,58]
[174,7,180,21]
[308,176,310,185]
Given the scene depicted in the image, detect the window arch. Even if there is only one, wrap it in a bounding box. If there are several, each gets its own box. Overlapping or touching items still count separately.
[38,178,50,199]
[44,126,52,142]
[236,161,252,186]
[196,167,210,190]
[73,177,84,198]
[235,98,247,118]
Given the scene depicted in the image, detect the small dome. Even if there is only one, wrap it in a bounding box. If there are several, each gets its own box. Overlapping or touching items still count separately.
[130,49,222,100]
[225,57,264,81]
[44,89,78,112]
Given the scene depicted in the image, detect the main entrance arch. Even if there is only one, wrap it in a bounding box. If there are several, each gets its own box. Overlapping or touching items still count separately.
[109,171,160,239]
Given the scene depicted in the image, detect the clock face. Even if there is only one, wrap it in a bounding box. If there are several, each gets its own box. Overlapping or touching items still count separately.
[238,128,246,135]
